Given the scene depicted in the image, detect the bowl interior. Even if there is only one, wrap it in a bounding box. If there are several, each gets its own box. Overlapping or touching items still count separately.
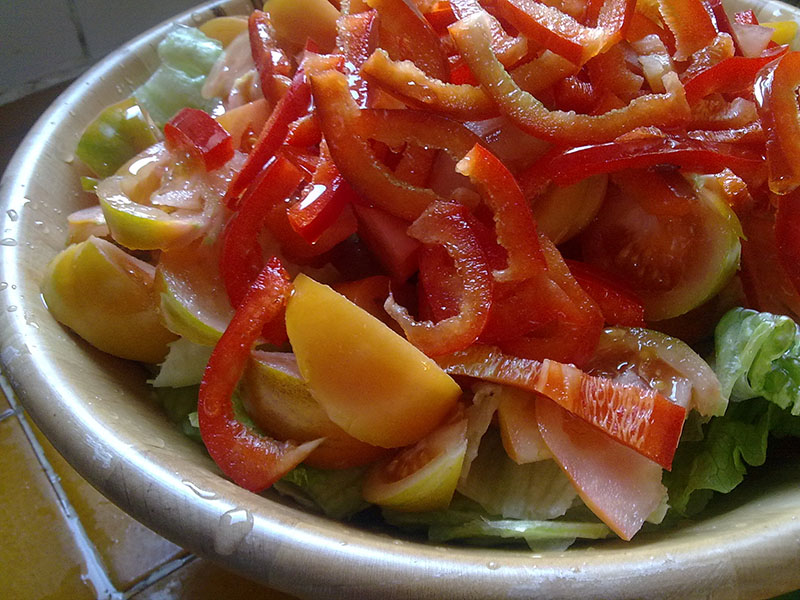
[1,0,799,598]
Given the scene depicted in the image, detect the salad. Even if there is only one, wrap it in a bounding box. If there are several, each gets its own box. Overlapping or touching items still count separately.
[41,0,800,549]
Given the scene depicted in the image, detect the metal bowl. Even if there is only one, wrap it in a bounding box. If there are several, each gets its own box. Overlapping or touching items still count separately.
[1,1,799,597]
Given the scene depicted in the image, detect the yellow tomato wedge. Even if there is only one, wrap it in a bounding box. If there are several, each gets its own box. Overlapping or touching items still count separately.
[362,412,468,512]
[199,15,248,47]
[41,236,176,363]
[285,274,462,448]
[242,350,389,469]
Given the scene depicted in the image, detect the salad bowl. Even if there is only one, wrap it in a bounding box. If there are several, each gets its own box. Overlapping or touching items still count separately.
[1,0,800,598]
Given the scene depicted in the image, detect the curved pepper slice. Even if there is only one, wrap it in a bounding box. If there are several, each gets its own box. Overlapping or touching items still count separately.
[164,107,233,172]
[449,13,691,144]
[385,201,493,356]
[684,45,787,101]
[495,0,635,66]
[755,51,800,195]
[311,68,481,220]
[656,0,717,60]
[455,143,545,281]
[437,344,686,470]
[524,132,766,188]
[775,188,800,297]
[249,10,291,105]
[221,156,304,310]
[450,0,528,66]
[198,258,321,492]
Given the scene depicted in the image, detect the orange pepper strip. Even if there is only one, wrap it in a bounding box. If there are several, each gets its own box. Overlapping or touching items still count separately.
[449,13,691,144]
[311,68,481,220]
[362,48,498,119]
[437,344,686,470]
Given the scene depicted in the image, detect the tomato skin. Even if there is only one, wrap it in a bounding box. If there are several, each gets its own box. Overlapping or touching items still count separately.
[580,170,742,321]
[362,411,468,512]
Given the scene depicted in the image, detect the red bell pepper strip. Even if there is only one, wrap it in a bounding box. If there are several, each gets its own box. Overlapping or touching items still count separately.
[361,48,499,120]
[775,188,800,297]
[424,1,457,34]
[367,0,450,80]
[249,10,292,105]
[225,54,342,209]
[221,156,304,311]
[449,14,691,144]
[495,0,635,66]
[455,143,545,281]
[336,9,380,108]
[683,45,787,101]
[524,133,766,188]
[164,108,234,172]
[437,344,686,469]
[384,200,493,356]
[566,260,646,327]
[198,258,321,492]
[310,68,481,220]
[586,43,644,102]
[449,0,529,67]
[656,0,717,60]
[755,51,800,195]
[286,141,356,244]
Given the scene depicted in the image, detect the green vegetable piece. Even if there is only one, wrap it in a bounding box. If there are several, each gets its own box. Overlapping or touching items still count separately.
[275,464,370,520]
[714,307,800,414]
[75,97,160,177]
[133,26,223,127]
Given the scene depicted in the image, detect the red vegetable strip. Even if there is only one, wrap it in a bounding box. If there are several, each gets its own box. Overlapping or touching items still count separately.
[221,156,304,310]
[385,201,493,356]
[198,258,321,492]
[455,143,545,280]
[367,0,450,80]
[450,0,529,66]
[495,0,635,66]
[249,10,291,105]
[684,45,787,101]
[525,133,766,188]
[287,141,355,244]
[437,345,686,469]
[449,13,691,144]
[225,54,342,209]
[164,108,233,172]
[566,260,646,327]
[755,51,800,195]
[656,0,717,60]
[775,188,800,297]
[336,9,380,108]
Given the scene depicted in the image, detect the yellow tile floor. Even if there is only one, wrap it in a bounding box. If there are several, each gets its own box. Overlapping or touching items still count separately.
[0,377,299,600]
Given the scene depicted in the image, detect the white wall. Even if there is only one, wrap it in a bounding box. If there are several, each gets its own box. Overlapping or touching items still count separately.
[0,0,203,105]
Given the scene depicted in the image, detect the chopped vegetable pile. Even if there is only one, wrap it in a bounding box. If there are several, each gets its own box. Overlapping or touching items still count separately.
[42,0,800,548]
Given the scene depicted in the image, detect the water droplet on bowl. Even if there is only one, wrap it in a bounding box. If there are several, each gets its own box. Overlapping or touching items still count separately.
[6,210,18,222]
[214,508,253,555]
[183,480,217,500]
[487,561,500,570]
[0,238,17,246]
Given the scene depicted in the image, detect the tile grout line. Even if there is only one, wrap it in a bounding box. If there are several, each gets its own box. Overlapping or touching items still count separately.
[0,372,123,600]
[122,553,199,599]
[0,407,17,422]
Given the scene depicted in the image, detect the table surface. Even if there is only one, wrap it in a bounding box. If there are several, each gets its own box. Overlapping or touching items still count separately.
[2,75,799,600]
[0,83,298,600]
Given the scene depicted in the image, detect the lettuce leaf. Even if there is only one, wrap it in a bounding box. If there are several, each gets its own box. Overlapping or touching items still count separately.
[275,464,370,520]
[665,308,800,515]
[383,495,610,550]
[714,307,800,414]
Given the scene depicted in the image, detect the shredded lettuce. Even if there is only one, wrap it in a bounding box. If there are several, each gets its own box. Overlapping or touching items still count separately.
[714,307,800,415]
[154,385,202,443]
[151,337,213,388]
[134,25,223,127]
[665,308,800,515]
[383,495,610,550]
[275,465,370,520]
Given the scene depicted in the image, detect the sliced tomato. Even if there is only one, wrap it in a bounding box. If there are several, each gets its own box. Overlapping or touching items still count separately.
[580,169,742,321]
[536,396,666,541]
[566,260,646,327]
[362,409,468,511]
